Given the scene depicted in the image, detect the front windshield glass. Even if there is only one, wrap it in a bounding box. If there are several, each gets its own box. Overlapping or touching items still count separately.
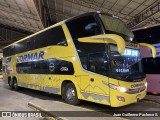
[99,14,134,39]
[110,45,145,82]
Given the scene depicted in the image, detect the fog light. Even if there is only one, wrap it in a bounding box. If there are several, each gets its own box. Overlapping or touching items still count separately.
[117,96,125,102]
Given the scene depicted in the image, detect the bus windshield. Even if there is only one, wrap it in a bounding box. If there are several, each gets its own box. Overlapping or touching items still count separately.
[110,45,145,82]
[99,14,134,40]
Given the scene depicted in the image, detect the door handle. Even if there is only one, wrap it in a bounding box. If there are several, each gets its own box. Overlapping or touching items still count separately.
[90,78,94,82]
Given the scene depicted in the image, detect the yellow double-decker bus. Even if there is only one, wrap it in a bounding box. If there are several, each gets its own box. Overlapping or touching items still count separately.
[2,12,156,107]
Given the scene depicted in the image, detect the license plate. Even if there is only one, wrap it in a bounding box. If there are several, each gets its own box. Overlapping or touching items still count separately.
[136,94,141,99]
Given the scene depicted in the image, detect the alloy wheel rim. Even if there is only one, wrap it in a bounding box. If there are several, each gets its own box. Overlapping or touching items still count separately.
[66,87,75,100]
[14,82,17,88]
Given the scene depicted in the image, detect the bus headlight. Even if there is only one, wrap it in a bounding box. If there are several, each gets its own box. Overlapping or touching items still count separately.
[119,87,128,92]
[145,82,147,87]
[108,84,128,93]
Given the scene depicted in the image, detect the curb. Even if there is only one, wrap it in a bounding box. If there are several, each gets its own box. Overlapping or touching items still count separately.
[28,102,64,120]
[28,102,128,120]
[143,98,160,105]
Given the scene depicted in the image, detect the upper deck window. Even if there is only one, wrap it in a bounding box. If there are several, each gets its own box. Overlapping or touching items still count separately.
[3,26,67,57]
[99,14,134,39]
[66,15,101,39]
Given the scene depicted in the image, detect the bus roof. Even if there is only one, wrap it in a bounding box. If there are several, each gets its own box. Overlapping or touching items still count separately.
[64,11,116,23]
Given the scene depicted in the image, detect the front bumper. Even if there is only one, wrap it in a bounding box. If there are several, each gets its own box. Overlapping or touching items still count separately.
[110,87,147,107]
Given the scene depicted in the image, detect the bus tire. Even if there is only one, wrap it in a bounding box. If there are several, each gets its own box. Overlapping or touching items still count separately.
[13,78,19,90]
[63,83,80,105]
[8,77,14,89]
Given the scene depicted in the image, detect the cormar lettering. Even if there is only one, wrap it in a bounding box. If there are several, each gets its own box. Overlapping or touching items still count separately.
[126,43,138,48]
[131,83,144,88]
[17,51,45,63]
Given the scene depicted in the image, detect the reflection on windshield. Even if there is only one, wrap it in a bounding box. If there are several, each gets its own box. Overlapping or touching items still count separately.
[89,52,108,76]
[110,45,145,81]
[99,14,134,38]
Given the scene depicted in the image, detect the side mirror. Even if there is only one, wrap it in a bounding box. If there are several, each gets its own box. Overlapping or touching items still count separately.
[78,34,125,54]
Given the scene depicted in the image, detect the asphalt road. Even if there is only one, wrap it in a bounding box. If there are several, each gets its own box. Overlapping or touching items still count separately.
[0,78,160,120]
[0,79,44,120]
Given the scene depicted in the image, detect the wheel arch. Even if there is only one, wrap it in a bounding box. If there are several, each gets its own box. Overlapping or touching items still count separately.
[12,76,17,81]
[61,80,81,99]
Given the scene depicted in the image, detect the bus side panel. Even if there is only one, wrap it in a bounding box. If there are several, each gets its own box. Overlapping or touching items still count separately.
[146,74,160,93]
[140,45,160,93]
[140,46,152,58]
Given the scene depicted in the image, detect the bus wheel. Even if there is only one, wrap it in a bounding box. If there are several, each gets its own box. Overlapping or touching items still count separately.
[63,83,80,105]
[13,78,19,90]
[8,78,14,89]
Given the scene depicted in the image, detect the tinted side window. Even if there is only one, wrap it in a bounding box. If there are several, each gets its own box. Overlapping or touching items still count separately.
[3,46,14,57]
[66,15,101,39]
[34,26,67,49]
[16,59,74,75]
[56,60,74,75]
[75,42,107,56]
[79,55,88,70]
[46,26,67,46]
[76,43,109,76]
[15,40,27,54]
[88,52,108,76]
[16,62,32,74]
[16,60,48,74]
[34,32,47,49]
[3,26,67,57]
[10,46,15,55]
[32,60,48,74]
[26,39,34,51]
[3,47,10,57]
